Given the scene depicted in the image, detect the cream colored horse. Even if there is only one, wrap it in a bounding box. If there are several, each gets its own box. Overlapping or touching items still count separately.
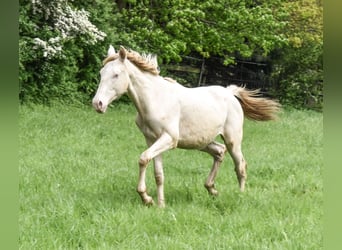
[92,46,280,207]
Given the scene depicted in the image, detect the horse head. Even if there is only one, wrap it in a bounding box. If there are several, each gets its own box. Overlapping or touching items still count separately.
[92,46,130,113]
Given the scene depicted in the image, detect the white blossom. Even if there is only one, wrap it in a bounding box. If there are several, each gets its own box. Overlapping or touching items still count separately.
[31,0,106,59]
[33,37,63,59]
[55,5,106,44]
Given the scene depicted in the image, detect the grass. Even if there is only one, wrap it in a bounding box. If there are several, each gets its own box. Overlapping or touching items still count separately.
[19,103,323,249]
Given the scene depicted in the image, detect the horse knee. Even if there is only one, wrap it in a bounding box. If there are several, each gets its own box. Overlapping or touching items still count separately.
[139,153,151,167]
[206,142,226,162]
[215,145,226,162]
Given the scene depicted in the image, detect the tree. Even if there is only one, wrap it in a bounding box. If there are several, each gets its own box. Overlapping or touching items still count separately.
[19,0,322,109]
[117,0,288,64]
[19,0,115,103]
[270,0,323,109]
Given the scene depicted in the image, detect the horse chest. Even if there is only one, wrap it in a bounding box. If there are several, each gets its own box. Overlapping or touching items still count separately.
[135,113,176,140]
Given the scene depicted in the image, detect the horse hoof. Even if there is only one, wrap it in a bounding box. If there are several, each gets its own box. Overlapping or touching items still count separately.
[143,196,154,206]
[157,202,165,208]
[210,189,219,196]
[205,185,219,196]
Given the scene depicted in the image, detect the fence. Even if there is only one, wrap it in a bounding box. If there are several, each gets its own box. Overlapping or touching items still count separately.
[163,55,272,91]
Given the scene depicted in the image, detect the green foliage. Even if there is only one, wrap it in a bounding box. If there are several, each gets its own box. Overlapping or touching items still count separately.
[19,104,322,249]
[270,0,323,110]
[19,0,323,109]
[272,43,323,110]
[19,0,118,104]
[118,0,287,64]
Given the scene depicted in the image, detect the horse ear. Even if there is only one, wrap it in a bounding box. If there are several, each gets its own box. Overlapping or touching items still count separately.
[119,46,127,62]
[108,45,115,56]
[152,55,158,67]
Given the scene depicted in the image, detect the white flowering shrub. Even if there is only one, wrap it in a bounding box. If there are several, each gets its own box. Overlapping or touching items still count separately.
[19,0,118,104]
[31,0,106,59]
[33,37,62,58]
[55,5,106,44]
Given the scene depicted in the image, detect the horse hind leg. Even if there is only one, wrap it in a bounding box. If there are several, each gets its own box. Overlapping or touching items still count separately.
[201,142,227,196]
[232,146,247,192]
[223,131,247,192]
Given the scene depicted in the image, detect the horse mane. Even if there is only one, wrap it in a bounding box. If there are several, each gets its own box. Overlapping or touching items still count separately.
[163,77,178,83]
[103,49,160,75]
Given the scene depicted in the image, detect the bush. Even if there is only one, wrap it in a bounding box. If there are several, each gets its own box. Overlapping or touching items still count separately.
[270,42,323,111]
[19,0,117,105]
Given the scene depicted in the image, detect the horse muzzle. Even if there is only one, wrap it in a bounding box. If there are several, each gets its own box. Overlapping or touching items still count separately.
[92,98,107,113]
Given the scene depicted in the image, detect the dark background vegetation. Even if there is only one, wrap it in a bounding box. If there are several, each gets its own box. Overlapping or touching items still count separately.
[19,0,323,110]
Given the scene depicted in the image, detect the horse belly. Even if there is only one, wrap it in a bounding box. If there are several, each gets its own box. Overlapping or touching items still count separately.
[177,110,225,149]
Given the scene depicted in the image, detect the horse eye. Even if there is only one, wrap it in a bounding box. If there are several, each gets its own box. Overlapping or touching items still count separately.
[113,74,118,78]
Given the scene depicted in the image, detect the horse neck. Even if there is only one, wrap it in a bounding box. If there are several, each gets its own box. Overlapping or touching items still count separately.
[125,62,164,115]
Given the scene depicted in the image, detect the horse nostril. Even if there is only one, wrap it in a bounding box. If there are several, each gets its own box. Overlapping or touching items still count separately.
[98,101,103,108]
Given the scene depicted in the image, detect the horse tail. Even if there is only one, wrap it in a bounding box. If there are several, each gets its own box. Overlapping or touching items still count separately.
[227,85,281,121]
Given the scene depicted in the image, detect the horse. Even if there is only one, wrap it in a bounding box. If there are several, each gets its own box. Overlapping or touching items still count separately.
[92,45,281,207]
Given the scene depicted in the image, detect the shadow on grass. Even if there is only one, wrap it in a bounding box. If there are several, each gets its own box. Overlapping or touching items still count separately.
[72,173,248,214]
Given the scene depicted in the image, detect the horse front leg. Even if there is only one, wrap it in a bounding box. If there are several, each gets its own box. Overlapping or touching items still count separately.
[137,158,154,206]
[137,133,175,207]
[153,154,165,207]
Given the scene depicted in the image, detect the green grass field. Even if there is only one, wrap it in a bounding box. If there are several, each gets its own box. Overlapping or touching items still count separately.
[19,103,322,249]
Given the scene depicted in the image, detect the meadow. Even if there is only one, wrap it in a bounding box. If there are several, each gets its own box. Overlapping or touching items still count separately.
[19,103,323,249]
